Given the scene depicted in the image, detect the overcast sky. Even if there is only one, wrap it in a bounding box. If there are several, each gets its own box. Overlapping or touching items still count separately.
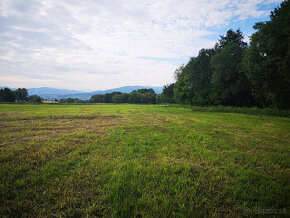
[0,0,283,91]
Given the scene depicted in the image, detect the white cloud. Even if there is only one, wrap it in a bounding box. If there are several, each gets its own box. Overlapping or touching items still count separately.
[0,0,283,91]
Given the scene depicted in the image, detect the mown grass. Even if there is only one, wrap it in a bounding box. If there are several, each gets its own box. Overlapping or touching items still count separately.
[0,104,289,217]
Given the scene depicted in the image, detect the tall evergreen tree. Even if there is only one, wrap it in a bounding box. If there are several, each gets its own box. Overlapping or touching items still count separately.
[217,29,247,50]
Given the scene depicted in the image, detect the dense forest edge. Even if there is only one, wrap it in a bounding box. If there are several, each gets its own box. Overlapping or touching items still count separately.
[162,0,289,109]
[1,1,289,111]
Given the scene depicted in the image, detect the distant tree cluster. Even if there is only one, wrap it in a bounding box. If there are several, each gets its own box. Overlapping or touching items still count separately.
[59,98,88,103]
[161,1,290,109]
[0,88,42,103]
[90,89,157,104]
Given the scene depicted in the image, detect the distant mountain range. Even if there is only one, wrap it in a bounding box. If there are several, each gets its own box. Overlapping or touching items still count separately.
[0,86,163,100]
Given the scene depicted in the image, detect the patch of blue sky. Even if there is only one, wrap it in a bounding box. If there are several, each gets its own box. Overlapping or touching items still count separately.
[216,17,268,36]
[257,1,282,11]
[202,2,281,42]
[202,18,270,43]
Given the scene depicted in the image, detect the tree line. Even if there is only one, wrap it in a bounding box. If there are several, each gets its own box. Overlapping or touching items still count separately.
[160,1,289,109]
[89,89,157,104]
[59,89,157,104]
[0,88,42,103]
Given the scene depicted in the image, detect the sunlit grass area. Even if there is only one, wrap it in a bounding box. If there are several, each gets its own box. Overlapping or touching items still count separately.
[0,104,289,217]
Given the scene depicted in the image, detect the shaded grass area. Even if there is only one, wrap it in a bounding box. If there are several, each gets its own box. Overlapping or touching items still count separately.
[0,104,289,217]
[168,104,290,117]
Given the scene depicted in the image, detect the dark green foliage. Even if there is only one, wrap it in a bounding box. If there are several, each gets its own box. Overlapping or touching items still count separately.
[140,92,156,104]
[128,89,157,104]
[14,88,28,101]
[218,29,247,50]
[163,84,174,98]
[60,98,75,103]
[243,0,290,108]
[0,88,40,103]
[59,98,87,103]
[161,84,175,103]
[188,49,216,105]
[112,93,130,103]
[173,65,192,104]
[104,92,122,103]
[28,95,42,103]
[90,94,104,103]
[211,42,252,106]
[207,29,252,106]
[127,91,140,103]
[0,88,16,102]
[157,83,176,104]
[89,89,157,104]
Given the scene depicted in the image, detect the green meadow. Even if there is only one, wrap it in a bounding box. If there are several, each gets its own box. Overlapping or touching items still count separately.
[0,104,289,217]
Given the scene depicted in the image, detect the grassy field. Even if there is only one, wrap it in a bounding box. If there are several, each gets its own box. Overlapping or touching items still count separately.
[0,104,289,217]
